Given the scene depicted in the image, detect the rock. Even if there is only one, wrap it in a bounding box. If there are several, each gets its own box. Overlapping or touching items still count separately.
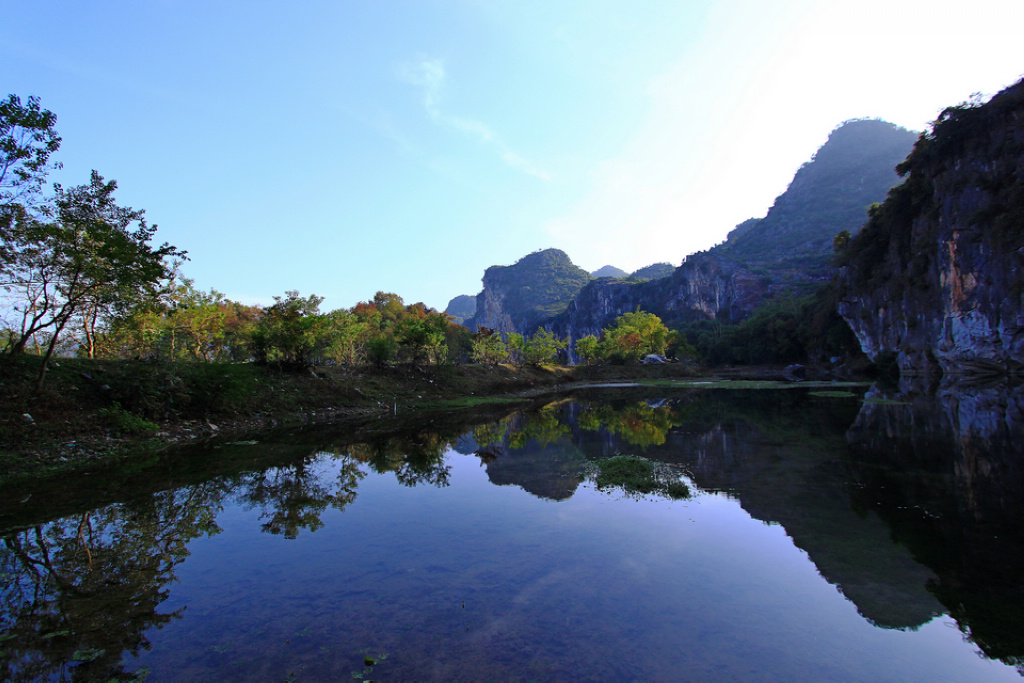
[468,249,591,334]
[838,78,1024,377]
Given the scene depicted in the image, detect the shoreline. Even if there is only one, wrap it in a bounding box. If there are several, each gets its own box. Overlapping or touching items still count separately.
[2,356,728,485]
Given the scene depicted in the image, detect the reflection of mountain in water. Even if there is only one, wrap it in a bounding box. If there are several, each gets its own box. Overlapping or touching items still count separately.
[666,393,945,631]
[651,390,945,631]
[469,407,587,501]
[5,385,1023,674]
[483,390,965,632]
[846,380,1024,672]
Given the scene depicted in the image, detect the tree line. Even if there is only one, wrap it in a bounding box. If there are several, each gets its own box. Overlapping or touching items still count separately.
[1,94,688,380]
[2,93,857,382]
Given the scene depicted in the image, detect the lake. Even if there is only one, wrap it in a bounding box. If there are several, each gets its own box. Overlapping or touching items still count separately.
[2,382,1022,681]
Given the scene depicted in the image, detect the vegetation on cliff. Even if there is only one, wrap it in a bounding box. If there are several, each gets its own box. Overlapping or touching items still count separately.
[839,81,1024,295]
[469,248,592,332]
[717,119,918,275]
[836,77,1024,375]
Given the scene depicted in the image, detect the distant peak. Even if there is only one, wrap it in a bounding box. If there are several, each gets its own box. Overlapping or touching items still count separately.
[592,265,628,279]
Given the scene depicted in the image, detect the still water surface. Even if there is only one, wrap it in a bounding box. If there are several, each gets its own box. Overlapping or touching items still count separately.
[2,385,1022,680]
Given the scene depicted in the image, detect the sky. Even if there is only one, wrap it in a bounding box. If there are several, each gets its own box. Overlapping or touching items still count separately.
[3,0,1022,312]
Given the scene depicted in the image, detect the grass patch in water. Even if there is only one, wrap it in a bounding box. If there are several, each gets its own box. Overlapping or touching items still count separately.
[421,396,530,409]
[808,390,858,399]
[638,379,868,390]
[587,455,690,500]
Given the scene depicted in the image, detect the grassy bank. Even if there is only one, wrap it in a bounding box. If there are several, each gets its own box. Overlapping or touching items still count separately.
[0,355,705,483]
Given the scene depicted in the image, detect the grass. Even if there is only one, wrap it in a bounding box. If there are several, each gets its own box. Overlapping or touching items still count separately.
[587,455,691,500]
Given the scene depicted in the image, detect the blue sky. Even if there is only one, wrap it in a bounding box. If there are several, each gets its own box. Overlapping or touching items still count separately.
[4,0,1022,311]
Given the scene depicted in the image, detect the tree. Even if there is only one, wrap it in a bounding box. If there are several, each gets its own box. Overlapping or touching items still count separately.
[574,334,600,366]
[365,335,397,367]
[0,94,62,271]
[396,313,449,365]
[0,95,61,210]
[250,290,351,370]
[600,310,669,363]
[521,327,567,367]
[2,171,184,388]
[506,332,525,367]
[470,327,507,365]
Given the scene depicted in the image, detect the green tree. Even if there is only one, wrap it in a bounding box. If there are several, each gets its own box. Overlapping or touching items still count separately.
[365,335,397,367]
[250,290,341,370]
[521,327,567,367]
[471,327,507,365]
[3,171,184,388]
[600,310,669,363]
[396,312,449,365]
[506,332,526,367]
[0,94,61,211]
[574,334,600,366]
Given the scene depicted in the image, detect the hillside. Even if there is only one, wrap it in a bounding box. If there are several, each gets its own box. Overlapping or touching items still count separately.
[467,249,592,333]
[837,78,1024,376]
[451,119,919,357]
[547,119,918,350]
[715,119,919,275]
[629,263,675,281]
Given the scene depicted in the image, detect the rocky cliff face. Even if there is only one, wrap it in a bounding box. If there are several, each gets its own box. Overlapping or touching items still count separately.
[468,248,591,334]
[838,79,1024,376]
[463,119,915,345]
[551,118,915,349]
[444,294,476,325]
[550,254,769,351]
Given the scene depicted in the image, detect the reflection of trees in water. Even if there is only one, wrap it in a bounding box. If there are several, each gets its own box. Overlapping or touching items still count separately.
[233,449,364,539]
[506,405,569,449]
[345,433,452,488]
[0,438,459,679]
[576,400,678,448]
[469,400,685,502]
[0,483,225,681]
[476,399,682,455]
[234,438,457,539]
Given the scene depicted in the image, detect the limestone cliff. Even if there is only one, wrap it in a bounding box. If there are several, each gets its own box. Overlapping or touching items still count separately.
[467,248,591,334]
[548,119,915,352]
[462,119,915,349]
[838,78,1024,376]
[444,294,476,325]
[550,254,768,348]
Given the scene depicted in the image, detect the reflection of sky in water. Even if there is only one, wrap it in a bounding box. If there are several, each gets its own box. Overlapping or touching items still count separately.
[120,451,1017,682]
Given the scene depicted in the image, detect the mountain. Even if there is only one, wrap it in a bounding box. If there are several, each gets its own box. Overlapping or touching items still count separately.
[467,249,592,333]
[838,78,1024,376]
[715,119,919,276]
[444,294,476,325]
[548,118,917,350]
[591,265,628,279]
[629,263,674,281]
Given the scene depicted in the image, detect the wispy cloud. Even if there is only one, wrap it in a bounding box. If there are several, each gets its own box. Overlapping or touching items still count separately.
[400,58,550,181]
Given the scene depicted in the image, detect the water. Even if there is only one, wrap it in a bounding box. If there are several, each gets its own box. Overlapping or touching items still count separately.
[2,384,1022,681]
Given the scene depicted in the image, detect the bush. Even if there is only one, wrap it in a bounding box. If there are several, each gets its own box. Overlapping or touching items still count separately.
[96,402,160,435]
